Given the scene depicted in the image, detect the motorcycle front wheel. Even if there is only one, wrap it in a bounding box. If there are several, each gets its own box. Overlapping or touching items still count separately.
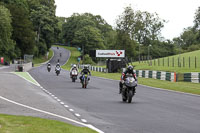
[122,91,127,102]
[127,91,133,103]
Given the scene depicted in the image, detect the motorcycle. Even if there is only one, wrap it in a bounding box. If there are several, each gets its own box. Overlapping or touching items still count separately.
[47,65,51,72]
[55,66,61,76]
[71,69,78,82]
[81,74,89,88]
[121,76,137,103]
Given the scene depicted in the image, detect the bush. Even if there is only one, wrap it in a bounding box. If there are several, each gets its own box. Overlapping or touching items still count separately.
[187,44,200,52]
[82,54,95,65]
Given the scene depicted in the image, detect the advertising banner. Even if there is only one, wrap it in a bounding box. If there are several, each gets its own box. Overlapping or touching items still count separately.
[96,50,125,58]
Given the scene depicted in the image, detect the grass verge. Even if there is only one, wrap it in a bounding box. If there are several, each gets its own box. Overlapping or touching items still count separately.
[14,72,39,86]
[0,114,97,133]
[33,48,53,67]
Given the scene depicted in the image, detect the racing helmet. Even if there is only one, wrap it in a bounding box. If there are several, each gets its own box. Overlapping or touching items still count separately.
[84,65,88,69]
[73,64,77,68]
[127,65,133,73]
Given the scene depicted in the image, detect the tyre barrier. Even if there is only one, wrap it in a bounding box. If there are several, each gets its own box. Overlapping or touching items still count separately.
[135,70,176,82]
[78,64,200,83]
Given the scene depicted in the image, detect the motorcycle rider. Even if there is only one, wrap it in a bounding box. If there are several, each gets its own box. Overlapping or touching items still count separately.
[55,63,61,71]
[119,65,137,94]
[47,62,51,67]
[47,63,51,71]
[79,65,91,82]
[70,64,79,78]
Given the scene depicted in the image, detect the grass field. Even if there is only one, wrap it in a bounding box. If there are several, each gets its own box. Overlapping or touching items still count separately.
[133,50,200,73]
[0,114,97,133]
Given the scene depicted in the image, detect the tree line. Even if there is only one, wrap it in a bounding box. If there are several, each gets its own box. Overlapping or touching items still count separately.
[59,6,200,62]
[1,2,200,63]
[0,0,59,61]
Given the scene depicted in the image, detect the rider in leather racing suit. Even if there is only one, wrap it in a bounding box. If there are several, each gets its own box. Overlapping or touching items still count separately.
[79,65,91,82]
[70,64,79,78]
[119,65,137,94]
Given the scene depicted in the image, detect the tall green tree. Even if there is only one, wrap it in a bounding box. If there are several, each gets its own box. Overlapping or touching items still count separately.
[2,0,36,57]
[28,0,59,56]
[62,13,113,49]
[0,5,15,60]
[116,6,166,59]
[73,25,105,54]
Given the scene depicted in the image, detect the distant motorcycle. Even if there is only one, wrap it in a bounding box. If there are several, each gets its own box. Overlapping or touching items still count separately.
[121,76,137,103]
[47,65,51,72]
[55,66,61,76]
[81,74,90,88]
[71,69,78,82]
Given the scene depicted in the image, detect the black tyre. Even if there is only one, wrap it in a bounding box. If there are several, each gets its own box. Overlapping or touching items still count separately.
[72,77,75,82]
[122,92,127,102]
[127,91,133,103]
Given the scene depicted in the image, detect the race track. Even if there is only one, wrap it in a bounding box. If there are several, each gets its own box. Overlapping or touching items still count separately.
[29,46,200,133]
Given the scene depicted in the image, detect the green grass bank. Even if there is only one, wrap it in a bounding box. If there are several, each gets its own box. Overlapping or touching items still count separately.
[133,50,200,73]
[0,114,97,133]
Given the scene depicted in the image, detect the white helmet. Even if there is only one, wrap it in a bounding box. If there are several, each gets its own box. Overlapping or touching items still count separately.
[73,64,77,68]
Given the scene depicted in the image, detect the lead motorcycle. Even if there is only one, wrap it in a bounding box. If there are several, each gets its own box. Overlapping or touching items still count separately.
[71,69,78,82]
[121,76,137,103]
[81,74,90,88]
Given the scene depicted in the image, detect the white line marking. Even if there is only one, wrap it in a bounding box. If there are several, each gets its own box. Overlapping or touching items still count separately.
[75,113,81,117]
[51,95,54,97]
[81,119,87,123]
[57,99,61,102]
[0,96,104,133]
[60,102,64,105]
[64,105,69,108]
[54,97,57,99]
[69,109,74,112]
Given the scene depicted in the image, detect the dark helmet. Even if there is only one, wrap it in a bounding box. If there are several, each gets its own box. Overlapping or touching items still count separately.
[84,65,88,69]
[127,65,133,73]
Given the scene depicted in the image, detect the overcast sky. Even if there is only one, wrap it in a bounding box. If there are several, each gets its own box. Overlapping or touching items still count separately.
[55,0,200,40]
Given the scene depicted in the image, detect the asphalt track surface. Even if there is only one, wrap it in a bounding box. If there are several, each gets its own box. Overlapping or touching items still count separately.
[29,47,200,133]
[0,72,80,126]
